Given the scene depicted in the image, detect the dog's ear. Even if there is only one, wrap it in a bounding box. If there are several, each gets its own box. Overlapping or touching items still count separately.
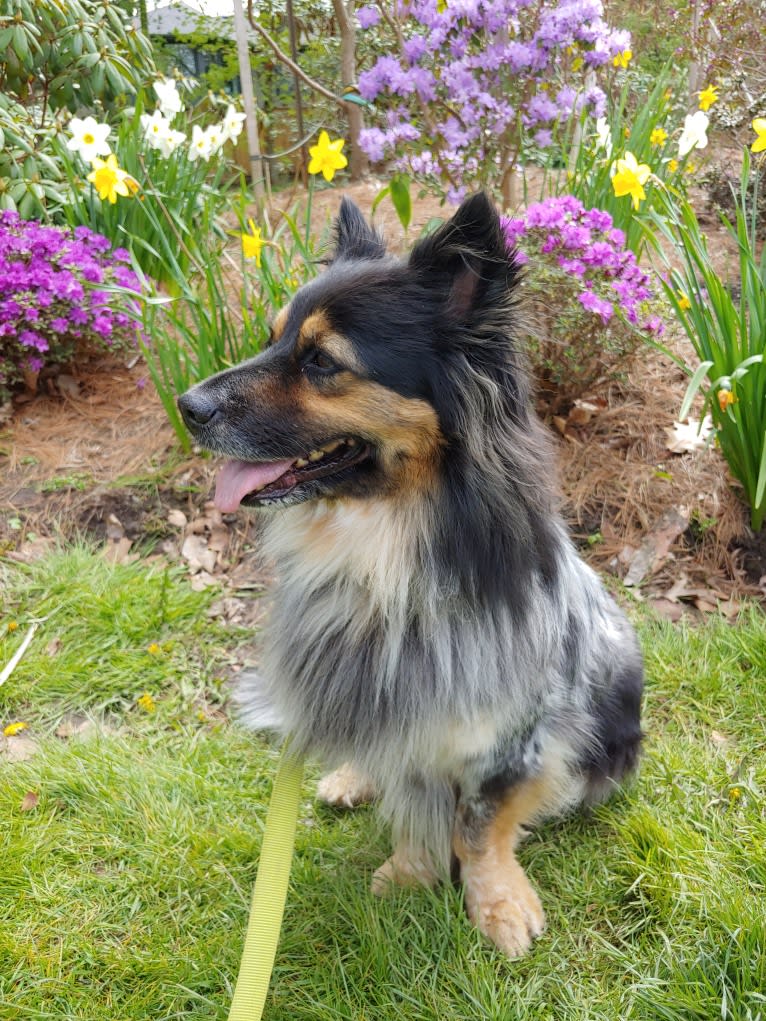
[409,192,517,318]
[333,197,387,262]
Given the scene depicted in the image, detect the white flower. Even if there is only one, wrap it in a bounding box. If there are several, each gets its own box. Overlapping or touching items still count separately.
[141,111,186,158]
[204,123,225,155]
[188,124,213,162]
[678,111,709,157]
[141,110,171,148]
[594,117,613,157]
[163,128,187,157]
[66,116,111,162]
[221,104,246,143]
[154,78,183,119]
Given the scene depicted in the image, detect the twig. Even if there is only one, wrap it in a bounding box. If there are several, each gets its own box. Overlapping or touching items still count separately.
[0,618,45,688]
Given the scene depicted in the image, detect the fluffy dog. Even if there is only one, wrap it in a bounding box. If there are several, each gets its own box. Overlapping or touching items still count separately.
[178,193,643,957]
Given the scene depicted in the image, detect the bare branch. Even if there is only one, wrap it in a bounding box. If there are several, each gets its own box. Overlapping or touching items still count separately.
[246,11,345,107]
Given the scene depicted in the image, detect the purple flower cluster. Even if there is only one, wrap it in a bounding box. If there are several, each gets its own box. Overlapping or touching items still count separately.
[0,211,142,398]
[357,0,629,195]
[500,195,661,333]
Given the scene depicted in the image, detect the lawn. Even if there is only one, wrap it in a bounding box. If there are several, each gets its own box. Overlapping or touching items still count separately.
[1,548,764,1020]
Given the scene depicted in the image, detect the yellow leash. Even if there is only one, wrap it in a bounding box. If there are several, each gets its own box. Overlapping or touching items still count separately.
[228,744,304,1021]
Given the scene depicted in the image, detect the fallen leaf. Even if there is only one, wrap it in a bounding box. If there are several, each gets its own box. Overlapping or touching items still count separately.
[56,374,81,400]
[105,514,125,541]
[167,508,187,529]
[190,570,219,590]
[181,535,217,574]
[648,598,685,622]
[46,637,63,657]
[623,507,690,587]
[20,791,39,812]
[103,536,134,564]
[664,416,714,454]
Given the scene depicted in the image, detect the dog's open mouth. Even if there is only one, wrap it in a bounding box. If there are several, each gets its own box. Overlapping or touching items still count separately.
[214,438,371,511]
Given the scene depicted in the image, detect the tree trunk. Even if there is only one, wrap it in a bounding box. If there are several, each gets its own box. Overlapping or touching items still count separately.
[332,0,369,180]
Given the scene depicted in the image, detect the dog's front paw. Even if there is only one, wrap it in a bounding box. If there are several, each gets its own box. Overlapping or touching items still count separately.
[463,865,545,958]
[371,848,440,897]
[316,762,376,809]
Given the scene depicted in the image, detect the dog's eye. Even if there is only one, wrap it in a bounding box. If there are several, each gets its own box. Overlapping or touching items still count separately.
[304,348,338,374]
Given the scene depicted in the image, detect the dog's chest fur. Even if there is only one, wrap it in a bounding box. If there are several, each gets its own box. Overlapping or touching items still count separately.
[252,497,579,778]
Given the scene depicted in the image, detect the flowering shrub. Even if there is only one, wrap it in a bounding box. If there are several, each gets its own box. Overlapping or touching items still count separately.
[355,0,630,204]
[0,211,141,400]
[501,195,660,405]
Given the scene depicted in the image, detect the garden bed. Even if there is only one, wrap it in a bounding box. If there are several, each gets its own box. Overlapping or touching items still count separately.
[1,183,763,618]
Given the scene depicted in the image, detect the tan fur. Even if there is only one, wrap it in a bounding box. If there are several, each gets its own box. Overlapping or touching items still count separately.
[453,764,570,957]
[300,377,444,492]
[316,763,377,808]
[370,844,440,896]
[296,310,333,354]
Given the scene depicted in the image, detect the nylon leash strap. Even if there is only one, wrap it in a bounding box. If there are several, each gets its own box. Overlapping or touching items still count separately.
[228,745,304,1021]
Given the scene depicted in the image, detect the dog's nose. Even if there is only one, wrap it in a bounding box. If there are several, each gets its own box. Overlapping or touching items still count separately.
[177,391,220,429]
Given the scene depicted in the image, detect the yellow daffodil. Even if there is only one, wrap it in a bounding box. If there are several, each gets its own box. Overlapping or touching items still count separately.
[650,127,668,147]
[611,151,651,210]
[677,292,691,310]
[4,722,28,737]
[668,158,679,173]
[241,218,264,266]
[613,49,632,69]
[137,692,156,713]
[87,154,132,204]
[308,131,348,182]
[717,389,737,413]
[752,117,766,154]
[698,84,719,112]
[685,161,696,174]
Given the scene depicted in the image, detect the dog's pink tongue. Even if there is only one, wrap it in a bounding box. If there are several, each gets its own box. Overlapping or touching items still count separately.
[214,458,295,512]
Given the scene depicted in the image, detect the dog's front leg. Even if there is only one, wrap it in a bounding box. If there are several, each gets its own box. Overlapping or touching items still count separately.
[453,777,548,958]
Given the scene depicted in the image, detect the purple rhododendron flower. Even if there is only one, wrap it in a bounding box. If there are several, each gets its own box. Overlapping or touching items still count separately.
[0,215,143,399]
[357,5,380,28]
[499,196,660,332]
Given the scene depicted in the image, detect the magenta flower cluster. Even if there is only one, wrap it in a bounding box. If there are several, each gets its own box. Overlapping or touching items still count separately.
[357,0,630,200]
[501,196,662,333]
[0,210,142,398]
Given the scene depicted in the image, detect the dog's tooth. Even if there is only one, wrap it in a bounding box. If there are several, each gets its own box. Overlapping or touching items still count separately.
[323,439,341,453]
[294,457,309,468]
[308,450,325,462]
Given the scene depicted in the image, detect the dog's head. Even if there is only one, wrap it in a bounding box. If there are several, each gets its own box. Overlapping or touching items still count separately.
[178,192,524,512]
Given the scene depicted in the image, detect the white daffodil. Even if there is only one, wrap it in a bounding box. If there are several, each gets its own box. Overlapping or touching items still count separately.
[66,116,111,162]
[594,117,613,157]
[162,128,187,157]
[678,110,709,157]
[203,123,225,156]
[154,78,183,119]
[188,123,214,162]
[141,111,186,159]
[141,110,172,149]
[221,104,246,143]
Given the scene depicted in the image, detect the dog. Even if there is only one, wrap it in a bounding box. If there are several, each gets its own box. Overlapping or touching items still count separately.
[178,193,643,958]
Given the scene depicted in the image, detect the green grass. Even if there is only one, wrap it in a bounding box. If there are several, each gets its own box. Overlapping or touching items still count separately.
[1,548,765,1020]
